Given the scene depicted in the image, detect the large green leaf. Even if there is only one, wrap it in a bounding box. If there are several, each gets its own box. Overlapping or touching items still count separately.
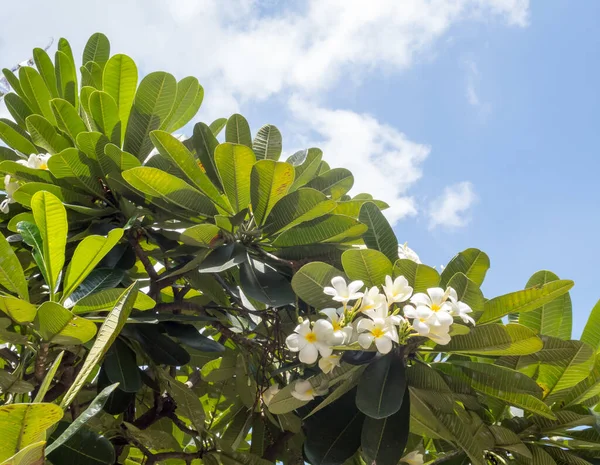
[432,410,485,465]
[89,91,121,145]
[359,202,399,264]
[3,93,33,130]
[51,98,87,142]
[191,122,221,188]
[131,324,190,366]
[64,268,125,306]
[102,54,138,142]
[25,115,71,154]
[72,289,154,313]
[356,353,406,419]
[291,262,347,309]
[439,323,542,356]
[61,229,124,301]
[166,375,206,434]
[262,188,336,236]
[393,259,440,294]
[0,403,63,462]
[33,47,58,98]
[123,71,176,159]
[581,299,600,351]
[215,143,256,213]
[342,249,392,288]
[47,147,105,198]
[103,338,141,393]
[225,114,252,148]
[479,279,574,324]
[161,76,204,132]
[305,168,354,200]
[273,214,367,247]
[35,301,97,344]
[61,282,138,408]
[0,297,36,324]
[239,256,295,307]
[446,272,485,314]
[440,248,490,287]
[47,422,115,465]
[0,232,28,300]
[18,66,55,125]
[250,159,295,225]
[0,440,46,465]
[519,270,572,339]
[288,148,322,192]
[31,191,67,297]
[122,166,218,216]
[55,50,78,108]
[80,61,103,90]
[253,124,282,161]
[0,119,37,155]
[82,33,110,68]
[361,388,410,465]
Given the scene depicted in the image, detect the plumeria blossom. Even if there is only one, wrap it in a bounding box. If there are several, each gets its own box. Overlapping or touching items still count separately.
[447,288,475,325]
[291,379,328,401]
[398,242,421,263]
[262,384,280,407]
[0,175,19,214]
[318,354,341,374]
[409,287,454,326]
[320,307,353,345]
[404,304,452,345]
[401,451,424,465]
[357,305,401,354]
[382,275,413,305]
[285,319,334,364]
[323,276,364,304]
[359,286,388,313]
[17,153,51,170]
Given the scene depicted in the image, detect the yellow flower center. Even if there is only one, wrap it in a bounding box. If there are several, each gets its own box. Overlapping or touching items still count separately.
[305,388,314,396]
[371,327,385,338]
[39,163,48,170]
[431,303,441,311]
[305,332,317,343]
[333,322,342,331]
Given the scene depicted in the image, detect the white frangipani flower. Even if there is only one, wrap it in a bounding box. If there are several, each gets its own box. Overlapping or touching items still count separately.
[409,287,453,326]
[398,243,421,263]
[17,153,50,170]
[320,307,353,345]
[291,379,328,401]
[359,286,388,313]
[357,306,401,354]
[401,450,424,465]
[447,288,475,325]
[1,175,19,214]
[404,304,452,345]
[262,384,280,406]
[285,319,334,364]
[323,276,364,304]
[318,354,341,374]
[382,275,413,305]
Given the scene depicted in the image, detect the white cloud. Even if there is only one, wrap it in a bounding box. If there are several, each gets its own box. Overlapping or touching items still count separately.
[288,97,430,224]
[428,181,477,230]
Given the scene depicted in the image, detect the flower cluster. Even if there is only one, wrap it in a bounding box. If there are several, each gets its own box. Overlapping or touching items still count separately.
[286,274,474,384]
[1,154,50,213]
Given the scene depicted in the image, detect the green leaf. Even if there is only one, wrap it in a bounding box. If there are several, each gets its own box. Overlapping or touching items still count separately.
[65,268,125,306]
[291,262,347,309]
[342,249,392,288]
[3,93,33,130]
[161,76,204,132]
[0,232,28,300]
[0,403,63,462]
[305,168,354,200]
[149,130,229,211]
[0,440,46,465]
[61,229,124,301]
[263,188,337,236]
[80,61,103,90]
[359,202,399,264]
[0,372,34,395]
[439,323,543,356]
[163,321,225,352]
[479,279,574,324]
[100,143,140,177]
[432,410,485,465]
[192,122,221,188]
[102,54,138,143]
[51,98,87,142]
[209,118,227,136]
[25,115,71,154]
[124,71,177,159]
[215,143,256,213]
[132,324,190,366]
[356,353,406,419]
[239,256,295,307]
[122,166,218,216]
[179,224,220,247]
[333,199,389,218]
[537,339,595,396]
[0,119,37,155]
[361,387,410,465]
[225,114,252,148]
[82,33,110,68]
[166,374,206,433]
[89,91,121,145]
[33,47,58,98]
[47,422,115,465]
[46,382,118,455]
[581,299,600,351]
[55,50,78,108]
[103,339,141,393]
[18,66,55,125]
[16,221,48,285]
[31,191,67,296]
[393,259,440,294]
[440,248,490,287]
[446,272,485,314]
[0,296,36,324]
[288,148,322,192]
[33,351,64,403]
[272,214,367,247]
[198,243,247,273]
[72,289,154,314]
[253,124,282,160]
[250,159,295,225]
[60,282,139,409]
[35,301,97,345]
[47,147,105,198]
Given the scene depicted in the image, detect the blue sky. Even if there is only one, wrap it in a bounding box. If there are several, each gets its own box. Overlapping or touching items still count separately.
[0,1,597,335]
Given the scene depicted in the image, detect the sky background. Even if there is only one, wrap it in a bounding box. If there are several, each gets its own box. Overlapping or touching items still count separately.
[0,0,598,336]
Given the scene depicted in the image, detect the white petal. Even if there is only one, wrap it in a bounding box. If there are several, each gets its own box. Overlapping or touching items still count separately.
[323,286,337,296]
[358,333,374,349]
[347,280,365,295]
[285,333,303,352]
[296,320,311,336]
[313,319,334,339]
[403,305,417,319]
[375,336,393,354]
[331,276,348,297]
[427,288,446,305]
[299,344,319,364]
[320,308,339,322]
[413,320,430,335]
[410,293,431,306]
[435,311,454,326]
[447,287,458,302]
[357,318,374,333]
[341,326,354,344]
[315,342,333,358]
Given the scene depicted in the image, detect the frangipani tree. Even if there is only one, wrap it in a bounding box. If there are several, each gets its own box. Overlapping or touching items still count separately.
[0,33,599,465]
